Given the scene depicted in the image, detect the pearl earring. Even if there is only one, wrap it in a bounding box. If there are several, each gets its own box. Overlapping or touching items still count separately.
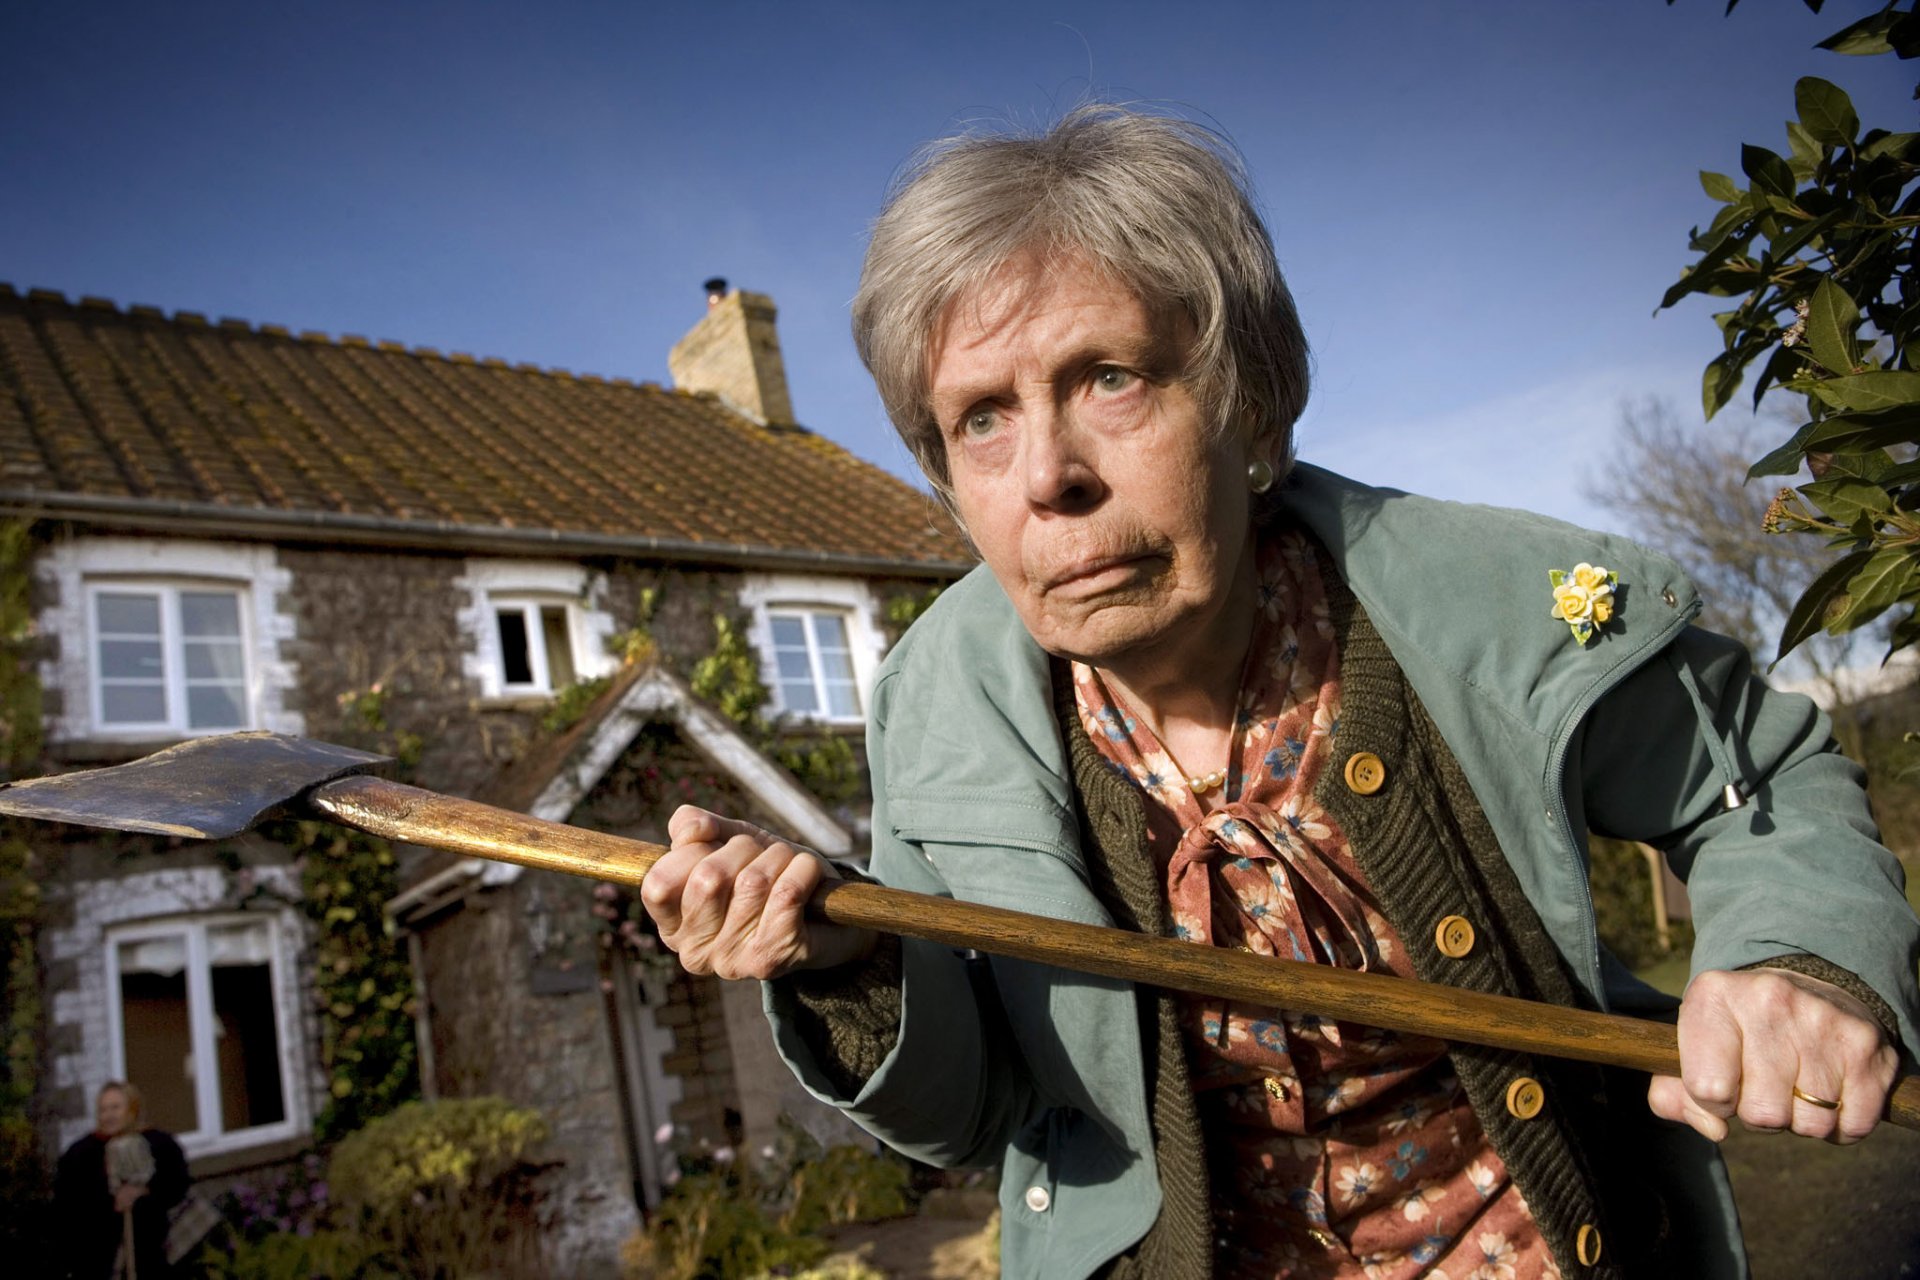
[1248,458,1275,494]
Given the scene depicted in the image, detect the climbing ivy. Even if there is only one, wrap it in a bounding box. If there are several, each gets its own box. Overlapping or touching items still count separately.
[689,613,859,804]
[0,521,46,1264]
[266,683,421,1141]
[0,521,44,1110]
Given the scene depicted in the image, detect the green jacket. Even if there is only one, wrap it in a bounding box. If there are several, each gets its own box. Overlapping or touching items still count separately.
[767,464,1920,1278]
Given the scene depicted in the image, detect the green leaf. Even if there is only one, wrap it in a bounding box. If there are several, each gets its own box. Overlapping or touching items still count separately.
[1872,458,1920,487]
[1763,205,1848,265]
[1798,476,1892,524]
[1817,10,1898,55]
[1886,608,1920,663]
[1892,10,1920,59]
[1748,419,1819,479]
[1827,546,1920,633]
[1776,549,1873,666]
[1699,170,1742,203]
[1804,276,1862,376]
[1795,77,1860,148]
[1703,350,1744,420]
[1785,120,1824,180]
[1862,131,1920,162]
[1821,448,1899,483]
[1801,402,1920,452]
[1741,144,1796,199]
[1810,370,1920,414]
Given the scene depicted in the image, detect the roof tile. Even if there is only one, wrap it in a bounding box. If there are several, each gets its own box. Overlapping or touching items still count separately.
[0,286,971,569]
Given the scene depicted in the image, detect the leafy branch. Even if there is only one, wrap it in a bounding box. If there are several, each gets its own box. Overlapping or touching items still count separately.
[1661,0,1920,664]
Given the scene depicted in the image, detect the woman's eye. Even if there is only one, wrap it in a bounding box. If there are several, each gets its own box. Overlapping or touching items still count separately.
[962,407,999,436]
[1091,366,1136,394]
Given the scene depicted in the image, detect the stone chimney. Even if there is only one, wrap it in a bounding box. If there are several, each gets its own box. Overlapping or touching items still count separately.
[667,279,796,426]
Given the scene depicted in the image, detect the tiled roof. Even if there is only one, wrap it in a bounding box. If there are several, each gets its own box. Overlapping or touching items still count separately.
[0,285,971,572]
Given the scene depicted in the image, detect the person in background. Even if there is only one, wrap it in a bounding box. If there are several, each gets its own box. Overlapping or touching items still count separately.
[54,1081,188,1279]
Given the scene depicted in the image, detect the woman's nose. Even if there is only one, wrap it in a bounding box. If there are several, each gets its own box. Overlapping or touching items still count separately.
[1023,413,1105,513]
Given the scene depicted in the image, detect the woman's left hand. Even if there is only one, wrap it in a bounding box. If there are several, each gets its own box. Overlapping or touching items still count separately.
[113,1183,146,1213]
[1648,967,1898,1144]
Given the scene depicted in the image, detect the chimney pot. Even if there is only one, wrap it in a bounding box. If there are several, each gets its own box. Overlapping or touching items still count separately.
[703,277,728,308]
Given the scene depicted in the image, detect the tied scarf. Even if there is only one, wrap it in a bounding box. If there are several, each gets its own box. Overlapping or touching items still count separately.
[1074,531,1394,1061]
[1168,800,1384,1049]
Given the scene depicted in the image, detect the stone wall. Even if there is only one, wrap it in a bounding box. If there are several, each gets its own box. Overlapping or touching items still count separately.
[416,874,638,1278]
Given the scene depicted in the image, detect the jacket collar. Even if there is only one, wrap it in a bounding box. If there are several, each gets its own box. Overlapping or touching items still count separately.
[876,464,1701,855]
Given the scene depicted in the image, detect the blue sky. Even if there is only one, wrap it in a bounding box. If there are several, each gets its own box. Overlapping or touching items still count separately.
[4,1,1912,536]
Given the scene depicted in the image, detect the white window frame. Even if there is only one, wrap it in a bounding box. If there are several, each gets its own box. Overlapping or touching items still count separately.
[455,560,617,702]
[489,596,583,696]
[764,607,863,723]
[738,575,886,727]
[37,538,303,744]
[103,912,303,1158]
[86,581,253,736]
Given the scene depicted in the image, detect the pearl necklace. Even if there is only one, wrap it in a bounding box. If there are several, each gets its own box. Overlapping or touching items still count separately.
[1159,742,1228,796]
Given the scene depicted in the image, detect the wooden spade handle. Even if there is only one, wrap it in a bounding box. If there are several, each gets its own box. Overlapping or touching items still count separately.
[311,774,1920,1130]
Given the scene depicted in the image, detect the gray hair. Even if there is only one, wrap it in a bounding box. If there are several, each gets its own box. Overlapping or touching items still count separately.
[852,105,1310,502]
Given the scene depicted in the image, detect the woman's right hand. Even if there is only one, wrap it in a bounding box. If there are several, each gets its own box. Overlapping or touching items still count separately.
[640,805,878,980]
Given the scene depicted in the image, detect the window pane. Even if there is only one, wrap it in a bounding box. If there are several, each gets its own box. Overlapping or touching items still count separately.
[496,610,534,685]
[97,593,161,636]
[809,614,851,650]
[180,592,242,638]
[818,650,855,681]
[100,639,165,679]
[769,616,807,647]
[209,925,285,1130]
[102,684,167,724]
[774,649,814,680]
[826,682,861,720]
[187,685,247,729]
[780,680,819,714]
[541,607,576,687]
[184,639,246,680]
[117,939,198,1134]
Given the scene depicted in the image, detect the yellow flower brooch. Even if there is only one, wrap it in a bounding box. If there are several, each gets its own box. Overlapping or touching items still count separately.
[1549,563,1618,645]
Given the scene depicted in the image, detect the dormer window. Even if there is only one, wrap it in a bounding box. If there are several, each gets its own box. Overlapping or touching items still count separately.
[738,574,886,727]
[455,560,617,702]
[493,598,580,694]
[767,609,860,720]
[89,583,251,733]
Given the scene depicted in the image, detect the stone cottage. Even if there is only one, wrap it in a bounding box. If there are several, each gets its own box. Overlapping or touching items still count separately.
[0,280,971,1273]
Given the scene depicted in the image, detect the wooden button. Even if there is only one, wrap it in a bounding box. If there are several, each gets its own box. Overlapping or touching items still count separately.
[1342,751,1386,795]
[1576,1222,1603,1266]
[1505,1076,1545,1120]
[1434,915,1476,958]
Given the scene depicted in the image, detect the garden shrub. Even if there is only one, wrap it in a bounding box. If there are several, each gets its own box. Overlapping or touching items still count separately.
[621,1171,829,1280]
[624,1140,914,1280]
[780,1143,911,1235]
[329,1096,550,1278]
[745,1260,887,1280]
[202,1230,389,1280]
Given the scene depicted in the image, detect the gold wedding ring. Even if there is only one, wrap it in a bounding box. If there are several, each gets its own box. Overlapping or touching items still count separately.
[1791,1085,1841,1111]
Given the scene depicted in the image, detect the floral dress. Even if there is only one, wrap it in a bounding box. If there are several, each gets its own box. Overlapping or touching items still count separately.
[1073,529,1559,1280]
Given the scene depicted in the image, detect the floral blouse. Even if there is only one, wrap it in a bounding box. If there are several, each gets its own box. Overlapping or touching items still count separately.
[1073,529,1559,1280]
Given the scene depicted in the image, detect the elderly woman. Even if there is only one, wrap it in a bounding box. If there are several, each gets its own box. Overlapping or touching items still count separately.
[642,108,1920,1279]
[53,1081,190,1280]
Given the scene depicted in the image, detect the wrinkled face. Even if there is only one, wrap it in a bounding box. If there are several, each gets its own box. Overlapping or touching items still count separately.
[929,253,1259,670]
[96,1087,131,1136]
